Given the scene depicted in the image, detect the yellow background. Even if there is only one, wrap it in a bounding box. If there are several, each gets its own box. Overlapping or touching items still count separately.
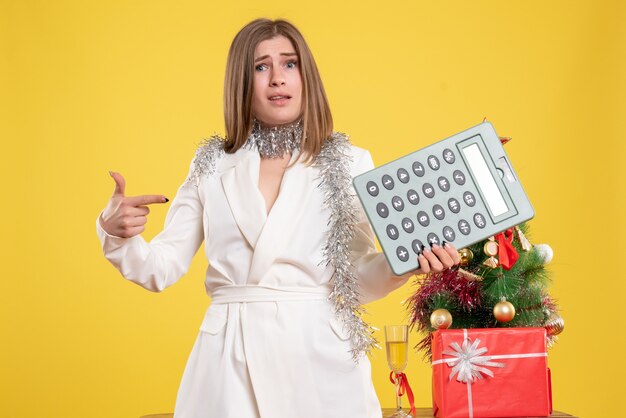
[1,0,624,417]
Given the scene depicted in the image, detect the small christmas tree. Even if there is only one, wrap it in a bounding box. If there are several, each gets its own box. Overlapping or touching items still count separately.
[406,223,565,359]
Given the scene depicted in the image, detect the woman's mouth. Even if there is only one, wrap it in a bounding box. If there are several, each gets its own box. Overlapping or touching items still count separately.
[268,95,291,105]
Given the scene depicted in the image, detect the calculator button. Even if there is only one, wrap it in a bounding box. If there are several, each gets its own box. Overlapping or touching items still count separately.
[422,183,436,199]
[391,196,405,211]
[473,213,487,229]
[427,155,440,170]
[432,204,445,220]
[447,198,461,214]
[366,181,379,197]
[443,149,455,164]
[412,239,425,254]
[397,168,410,183]
[453,170,466,185]
[401,217,415,233]
[382,175,395,190]
[412,161,425,177]
[463,191,476,207]
[396,246,410,262]
[427,233,440,246]
[437,176,450,192]
[417,211,430,227]
[376,202,390,218]
[406,189,420,205]
[458,220,471,235]
[442,226,456,242]
[386,224,400,240]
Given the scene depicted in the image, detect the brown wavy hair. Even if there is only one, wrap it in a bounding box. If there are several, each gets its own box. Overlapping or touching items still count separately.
[223,18,333,163]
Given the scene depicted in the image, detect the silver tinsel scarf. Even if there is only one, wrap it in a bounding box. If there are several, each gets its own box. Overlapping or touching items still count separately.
[315,132,378,360]
[186,129,377,360]
[246,119,302,158]
[186,134,225,186]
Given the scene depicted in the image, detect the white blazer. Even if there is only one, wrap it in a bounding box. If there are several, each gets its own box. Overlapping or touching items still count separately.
[96,141,408,418]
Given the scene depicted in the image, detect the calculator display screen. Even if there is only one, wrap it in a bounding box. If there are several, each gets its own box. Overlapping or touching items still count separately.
[462,143,509,216]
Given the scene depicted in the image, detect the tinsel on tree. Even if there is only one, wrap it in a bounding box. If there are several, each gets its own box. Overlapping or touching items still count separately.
[406,222,565,359]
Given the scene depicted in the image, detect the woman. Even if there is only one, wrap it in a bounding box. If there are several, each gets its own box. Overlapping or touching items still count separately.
[97,18,460,418]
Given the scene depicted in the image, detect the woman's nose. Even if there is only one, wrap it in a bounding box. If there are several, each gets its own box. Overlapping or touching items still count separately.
[270,68,285,86]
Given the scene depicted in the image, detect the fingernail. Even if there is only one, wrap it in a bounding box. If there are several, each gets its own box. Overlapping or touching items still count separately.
[430,242,438,248]
[442,241,447,247]
[421,245,426,251]
[164,197,170,202]
[108,170,113,177]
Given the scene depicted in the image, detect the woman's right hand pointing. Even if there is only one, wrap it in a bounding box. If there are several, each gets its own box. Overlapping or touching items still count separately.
[99,171,169,238]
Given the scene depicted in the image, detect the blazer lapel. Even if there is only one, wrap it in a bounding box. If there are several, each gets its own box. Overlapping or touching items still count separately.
[220,150,267,249]
[248,151,317,284]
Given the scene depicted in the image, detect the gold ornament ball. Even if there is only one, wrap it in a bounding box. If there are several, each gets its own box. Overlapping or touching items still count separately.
[483,241,499,257]
[545,312,565,336]
[493,301,516,322]
[458,248,474,266]
[430,309,453,329]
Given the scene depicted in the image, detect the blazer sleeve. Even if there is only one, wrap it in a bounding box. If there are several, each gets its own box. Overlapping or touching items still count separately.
[349,149,414,304]
[95,159,204,292]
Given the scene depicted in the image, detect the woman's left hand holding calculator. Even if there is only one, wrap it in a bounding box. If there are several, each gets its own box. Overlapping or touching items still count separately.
[415,242,461,274]
[392,242,461,281]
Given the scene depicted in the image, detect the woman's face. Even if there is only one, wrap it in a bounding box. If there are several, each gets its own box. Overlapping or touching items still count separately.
[251,35,303,126]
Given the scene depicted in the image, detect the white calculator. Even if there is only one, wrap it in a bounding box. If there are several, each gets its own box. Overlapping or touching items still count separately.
[353,122,534,276]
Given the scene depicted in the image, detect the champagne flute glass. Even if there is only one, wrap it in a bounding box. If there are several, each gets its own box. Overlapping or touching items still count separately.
[385,325,411,418]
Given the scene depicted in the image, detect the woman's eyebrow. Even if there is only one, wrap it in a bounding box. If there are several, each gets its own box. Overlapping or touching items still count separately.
[254,52,297,62]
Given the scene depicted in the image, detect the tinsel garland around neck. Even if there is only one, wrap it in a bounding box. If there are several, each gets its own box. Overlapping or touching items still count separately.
[186,134,225,186]
[246,118,303,158]
[314,132,378,360]
[187,130,377,360]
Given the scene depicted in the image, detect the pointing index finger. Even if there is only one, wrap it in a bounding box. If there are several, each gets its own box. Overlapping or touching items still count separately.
[126,195,169,206]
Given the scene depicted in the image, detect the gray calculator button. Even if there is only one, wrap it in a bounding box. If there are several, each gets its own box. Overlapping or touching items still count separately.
[463,191,476,207]
[473,213,487,229]
[396,246,410,262]
[422,183,435,198]
[382,175,394,190]
[397,168,410,183]
[412,161,425,177]
[458,220,471,235]
[412,239,425,254]
[376,202,389,218]
[427,155,440,170]
[366,181,379,197]
[448,198,461,213]
[407,189,420,205]
[432,204,445,220]
[427,233,440,246]
[443,148,455,164]
[391,196,404,211]
[401,217,415,233]
[417,211,430,227]
[453,170,466,185]
[386,224,400,240]
[437,176,450,192]
[442,226,456,242]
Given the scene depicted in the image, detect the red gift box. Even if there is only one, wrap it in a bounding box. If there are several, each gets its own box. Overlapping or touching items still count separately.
[431,328,552,418]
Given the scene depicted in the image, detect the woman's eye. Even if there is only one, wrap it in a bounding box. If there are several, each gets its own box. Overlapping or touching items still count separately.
[255,64,268,71]
[286,60,298,69]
